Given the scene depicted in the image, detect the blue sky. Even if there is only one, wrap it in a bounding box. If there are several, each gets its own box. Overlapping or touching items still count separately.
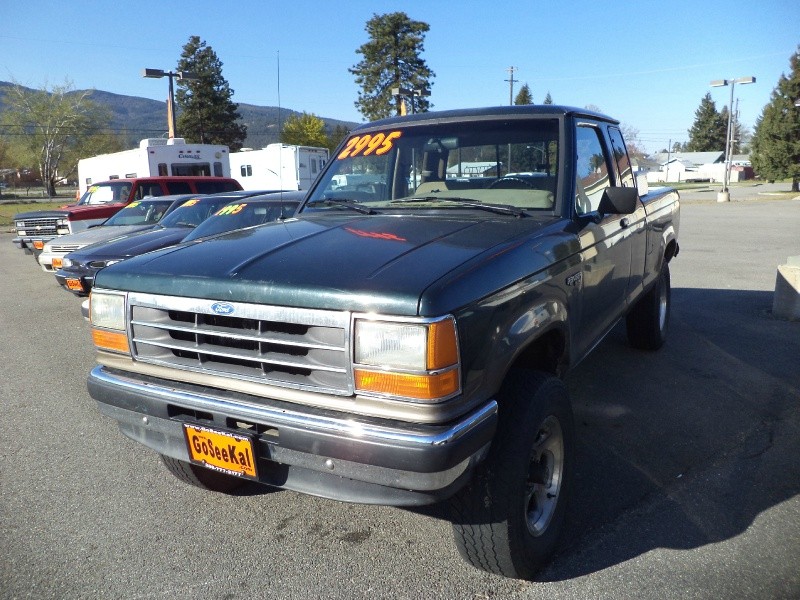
[2,0,798,153]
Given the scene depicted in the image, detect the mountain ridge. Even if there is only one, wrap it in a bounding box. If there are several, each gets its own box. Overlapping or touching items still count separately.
[0,81,359,150]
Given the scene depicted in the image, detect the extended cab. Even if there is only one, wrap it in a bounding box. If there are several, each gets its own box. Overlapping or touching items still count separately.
[86,106,679,579]
[11,176,241,256]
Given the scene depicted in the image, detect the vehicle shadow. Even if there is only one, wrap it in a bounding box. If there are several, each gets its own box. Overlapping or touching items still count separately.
[538,286,800,580]
[230,286,799,579]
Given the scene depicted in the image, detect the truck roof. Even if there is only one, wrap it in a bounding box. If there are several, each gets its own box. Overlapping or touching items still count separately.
[353,105,619,131]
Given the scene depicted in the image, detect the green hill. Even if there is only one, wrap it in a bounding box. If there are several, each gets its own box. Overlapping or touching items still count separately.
[0,81,358,150]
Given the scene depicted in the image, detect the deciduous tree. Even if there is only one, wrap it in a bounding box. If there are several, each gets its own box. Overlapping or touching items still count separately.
[0,80,114,196]
[280,112,329,148]
[176,36,247,151]
[751,47,800,191]
[350,12,435,120]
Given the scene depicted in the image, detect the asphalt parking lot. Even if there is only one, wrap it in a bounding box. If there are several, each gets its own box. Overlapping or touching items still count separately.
[1,189,799,599]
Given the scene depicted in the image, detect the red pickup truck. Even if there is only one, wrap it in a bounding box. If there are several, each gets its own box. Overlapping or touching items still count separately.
[11,176,242,256]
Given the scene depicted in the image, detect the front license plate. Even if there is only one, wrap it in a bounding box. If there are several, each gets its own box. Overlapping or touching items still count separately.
[183,424,257,479]
[66,278,84,292]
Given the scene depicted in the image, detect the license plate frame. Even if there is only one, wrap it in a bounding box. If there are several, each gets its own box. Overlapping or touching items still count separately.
[183,423,258,479]
[66,278,84,292]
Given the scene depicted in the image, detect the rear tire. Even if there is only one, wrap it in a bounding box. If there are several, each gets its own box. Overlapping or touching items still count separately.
[626,262,671,350]
[160,455,245,493]
[450,369,574,579]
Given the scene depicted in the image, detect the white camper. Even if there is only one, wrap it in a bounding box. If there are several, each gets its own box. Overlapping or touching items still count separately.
[77,138,232,194]
[230,144,329,191]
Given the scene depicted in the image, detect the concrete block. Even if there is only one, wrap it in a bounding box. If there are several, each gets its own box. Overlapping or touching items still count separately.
[773,256,800,320]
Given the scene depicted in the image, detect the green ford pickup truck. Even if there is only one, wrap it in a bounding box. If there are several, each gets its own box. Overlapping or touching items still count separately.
[87,105,679,579]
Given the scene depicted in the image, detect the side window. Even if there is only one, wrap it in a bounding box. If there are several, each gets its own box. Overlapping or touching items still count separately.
[608,127,635,188]
[213,162,223,177]
[166,181,192,194]
[158,163,168,176]
[240,164,252,177]
[575,125,612,215]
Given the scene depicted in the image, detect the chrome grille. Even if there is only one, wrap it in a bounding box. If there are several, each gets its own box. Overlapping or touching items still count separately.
[128,293,352,395]
[16,217,58,236]
[51,243,82,253]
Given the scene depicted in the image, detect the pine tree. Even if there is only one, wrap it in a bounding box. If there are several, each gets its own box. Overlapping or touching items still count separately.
[686,93,727,152]
[751,47,800,191]
[175,36,247,151]
[514,83,533,105]
[543,92,553,105]
[349,12,435,120]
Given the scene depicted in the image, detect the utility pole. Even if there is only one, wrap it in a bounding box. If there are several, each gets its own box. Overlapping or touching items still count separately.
[505,66,517,105]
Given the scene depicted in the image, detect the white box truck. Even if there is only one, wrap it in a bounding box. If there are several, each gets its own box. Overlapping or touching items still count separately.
[230,144,329,191]
[77,138,232,194]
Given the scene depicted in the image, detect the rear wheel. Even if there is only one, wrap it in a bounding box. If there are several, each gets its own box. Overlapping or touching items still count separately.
[450,369,574,579]
[160,455,245,494]
[626,262,671,350]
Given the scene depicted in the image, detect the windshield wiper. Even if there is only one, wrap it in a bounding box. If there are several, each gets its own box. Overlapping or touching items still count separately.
[306,198,376,215]
[391,196,526,217]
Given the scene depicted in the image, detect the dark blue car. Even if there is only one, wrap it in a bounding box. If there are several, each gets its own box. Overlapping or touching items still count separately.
[55,191,301,296]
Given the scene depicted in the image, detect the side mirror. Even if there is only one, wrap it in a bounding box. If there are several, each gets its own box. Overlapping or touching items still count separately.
[598,187,638,215]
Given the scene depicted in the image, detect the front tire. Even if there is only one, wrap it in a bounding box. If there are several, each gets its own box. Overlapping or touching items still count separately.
[450,369,574,579]
[626,262,671,350]
[160,455,245,494]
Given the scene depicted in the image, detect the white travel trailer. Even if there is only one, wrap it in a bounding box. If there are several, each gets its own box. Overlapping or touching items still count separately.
[230,144,329,191]
[77,138,232,194]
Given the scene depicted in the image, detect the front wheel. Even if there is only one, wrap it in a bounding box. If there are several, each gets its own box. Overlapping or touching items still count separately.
[450,369,574,579]
[160,455,245,494]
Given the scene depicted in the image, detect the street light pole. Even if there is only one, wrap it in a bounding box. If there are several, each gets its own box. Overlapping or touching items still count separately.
[391,87,431,115]
[142,68,199,139]
[710,76,755,202]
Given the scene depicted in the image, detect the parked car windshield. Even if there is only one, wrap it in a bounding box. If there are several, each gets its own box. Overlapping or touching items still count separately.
[303,118,560,214]
[184,200,300,241]
[103,199,176,226]
[157,197,242,229]
[77,182,133,205]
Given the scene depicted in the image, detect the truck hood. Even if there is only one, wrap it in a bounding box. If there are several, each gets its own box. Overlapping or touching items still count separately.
[96,213,561,315]
[67,226,191,261]
[47,224,156,249]
[13,203,126,221]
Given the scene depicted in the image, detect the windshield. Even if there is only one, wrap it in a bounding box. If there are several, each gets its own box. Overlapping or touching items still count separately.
[79,182,133,205]
[158,197,243,229]
[184,200,299,241]
[103,199,175,226]
[303,118,560,214]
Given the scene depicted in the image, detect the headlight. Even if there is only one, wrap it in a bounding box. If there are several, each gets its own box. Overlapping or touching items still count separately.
[90,290,129,354]
[355,321,428,369]
[62,257,73,268]
[88,259,122,269]
[56,218,70,234]
[353,316,460,402]
[90,291,126,330]
[15,221,26,235]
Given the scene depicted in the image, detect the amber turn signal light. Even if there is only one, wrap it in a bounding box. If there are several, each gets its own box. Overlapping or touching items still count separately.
[91,328,130,354]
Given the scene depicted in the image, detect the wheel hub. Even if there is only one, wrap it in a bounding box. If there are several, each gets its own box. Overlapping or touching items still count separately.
[524,415,564,537]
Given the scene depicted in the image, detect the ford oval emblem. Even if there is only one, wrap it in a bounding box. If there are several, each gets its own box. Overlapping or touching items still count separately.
[210,302,235,316]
